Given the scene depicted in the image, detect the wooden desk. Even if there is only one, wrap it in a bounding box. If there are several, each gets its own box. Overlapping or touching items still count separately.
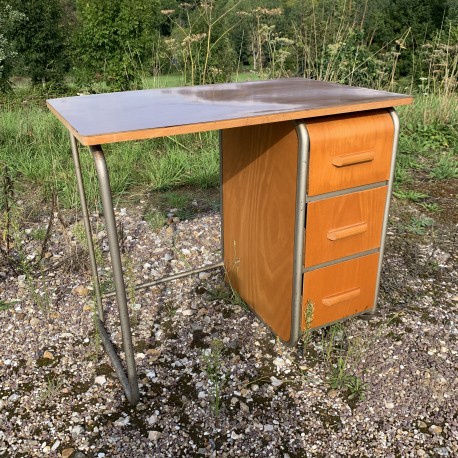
[47,78,412,404]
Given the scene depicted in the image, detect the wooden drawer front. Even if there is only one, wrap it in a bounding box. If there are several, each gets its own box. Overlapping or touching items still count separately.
[304,187,387,267]
[302,253,379,329]
[306,110,394,196]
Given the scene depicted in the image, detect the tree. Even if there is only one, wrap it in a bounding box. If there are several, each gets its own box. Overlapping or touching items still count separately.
[0,2,26,91]
[74,0,161,91]
[9,0,67,86]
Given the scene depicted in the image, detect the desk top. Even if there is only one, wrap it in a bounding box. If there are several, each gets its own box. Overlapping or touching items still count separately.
[47,78,412,145]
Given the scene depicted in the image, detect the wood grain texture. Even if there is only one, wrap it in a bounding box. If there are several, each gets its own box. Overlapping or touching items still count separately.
[302,253,379,329]
[306,110,394,196]
[222,122,298,342]
[47,78,411,146]
[304,186,387,267]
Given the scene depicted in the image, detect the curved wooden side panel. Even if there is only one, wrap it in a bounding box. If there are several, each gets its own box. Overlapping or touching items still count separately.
[221,122,298,342]
[306,110,394,195]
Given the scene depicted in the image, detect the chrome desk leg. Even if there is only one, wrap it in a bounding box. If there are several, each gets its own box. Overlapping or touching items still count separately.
[373,109,400,312]
[90,144,140,406]
[288,122,310,346]
[70,135,103,321]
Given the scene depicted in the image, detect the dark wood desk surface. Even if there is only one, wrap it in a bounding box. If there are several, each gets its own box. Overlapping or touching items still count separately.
[47,78,412,145]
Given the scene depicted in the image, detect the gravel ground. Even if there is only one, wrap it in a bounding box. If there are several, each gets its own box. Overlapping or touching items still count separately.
[0,185,457,458]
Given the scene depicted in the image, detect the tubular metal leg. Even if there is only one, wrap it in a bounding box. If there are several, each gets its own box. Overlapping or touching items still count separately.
[373,109,401,312]
[288,122,310,345]
[70,135,104,321]
[90,145,140,406]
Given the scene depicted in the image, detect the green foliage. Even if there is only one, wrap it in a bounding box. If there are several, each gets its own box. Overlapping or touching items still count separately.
[9,0,67,86]
[74,0,161,91]
[201,339,226,415]
[405,215,435,235]
[0,3,26,91]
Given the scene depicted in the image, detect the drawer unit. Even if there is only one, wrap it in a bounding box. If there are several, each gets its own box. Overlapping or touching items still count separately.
[306,110,394,196]
[302,253,379,328]
[304,186,387,267]
[222,106,403,343]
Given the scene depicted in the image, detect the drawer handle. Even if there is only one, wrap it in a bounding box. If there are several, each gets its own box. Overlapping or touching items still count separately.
[332,151,375,167]
[322,287,361,307]
[327,222,368,241]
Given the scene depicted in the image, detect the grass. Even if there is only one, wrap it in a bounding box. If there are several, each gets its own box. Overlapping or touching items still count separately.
[201,339,226,416]
[1,78,456,213]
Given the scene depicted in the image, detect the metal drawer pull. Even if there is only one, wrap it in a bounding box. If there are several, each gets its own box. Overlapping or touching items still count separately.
[327,222,368,241]
[332,151,375,167]
[322,287,361,306]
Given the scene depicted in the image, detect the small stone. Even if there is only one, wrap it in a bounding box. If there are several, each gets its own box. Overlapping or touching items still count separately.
[182,309,194,316]
[198,272,211,280]
[328,389,339,398]
[429,425,443,435]
[30,317,40,327]
[82,304,93,312]
[164,253,173,261]
[60,333,74,339]
[148,431,162,441]
[147,414,158,425]
[385,401,395,409]
[61,448,75,458]
[74,285,89,296]
[146,349,161,361]
[433,447,449,456]
[94,375,106,385]
[198,391,206,399]
[114,416,130,427]
[43,446,51,454]
[51,440,60,451]
[70,425,84,438]
[417,420,427,429]
[270,376,283,387]
[43,351,54,360]
[264,424,274,432]
[240,402,249,413]
[231,431,243,440]
[230,397,239,405]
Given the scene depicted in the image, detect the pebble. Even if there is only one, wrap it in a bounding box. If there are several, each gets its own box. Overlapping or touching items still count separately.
[30,317,40,327]
[385,401,395,409]
[94,375,107,385]
[61,448,75,458]
[429,425,443,434]
[270,376,283,387]
[264,424,274,432]
[70,425,84,438]
[417,420,427,429]
[199,271,211,280]
[43,351,54,360]
[148,431,162,441]
[182,309,194,316]
[114,416,130,427]
[433,448,449,456]
[73,285,89,296]
[147,414,158,425]
[240,402,249,413]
